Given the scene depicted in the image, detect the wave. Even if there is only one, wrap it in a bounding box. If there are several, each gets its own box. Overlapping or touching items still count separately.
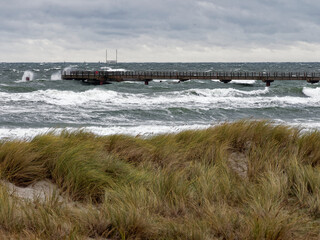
[212,80,256,85]
[44,67,61,72]
[100,67,127,71]
[303,87,320,99]
[0,86,319,110]
[187,87,269,97]
[18,70,34,82]
[62,66,77,75]
[0,124,210,140]
[51,71,62,80]
[2,120,320,140]
[231,80,256,85]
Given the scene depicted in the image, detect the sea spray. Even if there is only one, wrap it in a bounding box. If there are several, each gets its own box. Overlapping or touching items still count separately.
[2,87,319,110]
[62,66,76,75]
[303,87,320,99]
[100,66,127,71]
[21,70,34,81]
[51,71,62,80]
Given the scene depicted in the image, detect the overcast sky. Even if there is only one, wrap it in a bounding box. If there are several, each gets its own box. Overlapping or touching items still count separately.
[1,0,320,62]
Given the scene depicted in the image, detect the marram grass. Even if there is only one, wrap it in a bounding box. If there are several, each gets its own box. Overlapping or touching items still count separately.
[0,120,319,239]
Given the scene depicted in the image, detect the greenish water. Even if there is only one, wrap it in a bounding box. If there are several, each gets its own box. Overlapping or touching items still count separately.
[1,62,320,139]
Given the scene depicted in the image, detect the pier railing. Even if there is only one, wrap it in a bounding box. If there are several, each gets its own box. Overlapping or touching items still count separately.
[62,71,320,86]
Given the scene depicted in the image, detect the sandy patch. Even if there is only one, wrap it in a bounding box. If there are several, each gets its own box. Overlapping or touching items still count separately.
[227,152,248,179]
[1,180,64,202]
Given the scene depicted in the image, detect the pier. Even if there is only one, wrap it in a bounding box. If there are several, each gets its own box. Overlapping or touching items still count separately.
[62,71,320,86]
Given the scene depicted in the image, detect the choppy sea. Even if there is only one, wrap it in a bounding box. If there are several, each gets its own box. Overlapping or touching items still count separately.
[1,62,320,140]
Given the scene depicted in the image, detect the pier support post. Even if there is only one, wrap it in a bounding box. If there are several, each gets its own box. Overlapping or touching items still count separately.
[307,79,319,84]
[263,80,274,87]
[178,79,189,83]
[144,79,152,85]
[144,80,149,85]
[220,79,232,84]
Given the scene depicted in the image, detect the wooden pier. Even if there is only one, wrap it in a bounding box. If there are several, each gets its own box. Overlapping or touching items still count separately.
[62,71,320,86]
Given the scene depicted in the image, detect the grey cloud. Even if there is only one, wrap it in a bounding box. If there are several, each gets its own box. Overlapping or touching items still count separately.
[0,0,320,61]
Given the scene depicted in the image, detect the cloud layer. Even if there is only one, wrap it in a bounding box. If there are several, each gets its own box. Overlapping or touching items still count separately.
[1,0,320,62]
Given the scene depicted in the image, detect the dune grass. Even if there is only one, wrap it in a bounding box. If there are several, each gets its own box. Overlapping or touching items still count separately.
[0,120,319,239]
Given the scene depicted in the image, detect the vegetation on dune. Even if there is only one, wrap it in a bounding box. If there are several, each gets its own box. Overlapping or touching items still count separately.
[0,120,319,239]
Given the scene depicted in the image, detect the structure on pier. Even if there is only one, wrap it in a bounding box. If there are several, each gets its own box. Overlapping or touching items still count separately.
[62,71,320,86]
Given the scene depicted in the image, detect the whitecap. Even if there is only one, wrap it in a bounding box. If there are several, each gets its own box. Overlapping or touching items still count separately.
[303,87,320,99]
[62,66,76,75]
[0,124,210,140]
[51,71,62,80]
[212,79,256,85]
[186,87,269,97]
[231,80,256,85]
[100,66,127,71]
[1,86,319,111]
[17,70,34,82]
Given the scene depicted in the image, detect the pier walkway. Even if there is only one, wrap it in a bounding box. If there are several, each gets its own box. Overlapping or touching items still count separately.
[62,71,320,86]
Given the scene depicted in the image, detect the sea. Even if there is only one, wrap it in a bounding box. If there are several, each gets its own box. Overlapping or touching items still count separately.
[1,62,320,140]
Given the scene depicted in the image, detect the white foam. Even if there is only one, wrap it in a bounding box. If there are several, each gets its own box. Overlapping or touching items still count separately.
[0,124,210,140]
[187,87,269,97]
[2,86,319,111]
[231,80,256,85]
[19,71,34,82]
[153,79,178,83]
[100,67,127,71]
[62,66,76,75]
[2,121,320,141]
[288,122,320,133]
[50,71,62,80]
[0,128,51,141]
[303,87,320,99]
[212,79,256,85]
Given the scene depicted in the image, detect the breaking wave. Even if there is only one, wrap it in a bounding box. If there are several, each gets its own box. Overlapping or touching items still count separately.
[100,67,127,71]
[51,71,62,80]
[62,66,76,75]
[212,80,256,85]
[19,71,34,82]
[0,86,319,110]
[231,80,256,85]
[0,124,210,140]
[303,87,320,99]
[2,121,320,141]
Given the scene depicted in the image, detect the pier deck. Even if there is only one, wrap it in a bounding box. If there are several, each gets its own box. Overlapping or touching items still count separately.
[62,71,320,86]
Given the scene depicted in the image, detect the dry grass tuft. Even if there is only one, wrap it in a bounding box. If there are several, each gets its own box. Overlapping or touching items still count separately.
[0,120,319,239]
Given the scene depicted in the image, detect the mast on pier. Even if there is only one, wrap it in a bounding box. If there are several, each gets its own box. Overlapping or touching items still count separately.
[106,49,118,64]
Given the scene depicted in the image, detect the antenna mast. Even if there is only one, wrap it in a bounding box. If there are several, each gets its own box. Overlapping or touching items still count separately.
[105,49,118,64]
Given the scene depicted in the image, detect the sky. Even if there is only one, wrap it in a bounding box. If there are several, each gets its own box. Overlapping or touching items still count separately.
[1,0,320,62]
